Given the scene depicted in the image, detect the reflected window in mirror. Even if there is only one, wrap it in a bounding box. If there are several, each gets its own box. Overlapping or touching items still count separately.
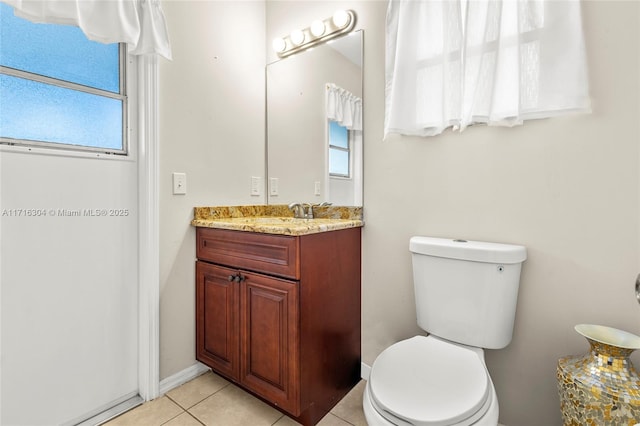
[329,120,350,178]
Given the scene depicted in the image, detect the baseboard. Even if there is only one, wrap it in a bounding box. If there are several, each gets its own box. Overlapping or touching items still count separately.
[159,362,211,396]
[361,362,371,381]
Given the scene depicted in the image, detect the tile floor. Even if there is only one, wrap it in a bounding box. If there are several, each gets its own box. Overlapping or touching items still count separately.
[104,371,368,426]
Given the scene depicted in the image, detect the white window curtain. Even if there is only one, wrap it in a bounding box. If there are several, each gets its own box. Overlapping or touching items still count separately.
[385,0,590,137]
[1,0,171,59]
[326,83,363,131]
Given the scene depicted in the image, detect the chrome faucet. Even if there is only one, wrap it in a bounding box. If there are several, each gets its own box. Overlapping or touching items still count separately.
[289,202,332,219]
[288,202,306,219]
[303,203,314,219]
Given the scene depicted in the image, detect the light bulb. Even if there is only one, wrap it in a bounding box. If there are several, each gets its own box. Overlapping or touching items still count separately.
[310,20,325,37]
[290,29,305,46]
[272,37,286,53]
[332,10,350,28]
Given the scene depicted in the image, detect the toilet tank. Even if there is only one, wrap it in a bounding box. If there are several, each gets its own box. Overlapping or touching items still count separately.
[410,237,527,349]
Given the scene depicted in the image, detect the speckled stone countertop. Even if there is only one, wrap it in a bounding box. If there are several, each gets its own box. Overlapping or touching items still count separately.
[192,205,363,236]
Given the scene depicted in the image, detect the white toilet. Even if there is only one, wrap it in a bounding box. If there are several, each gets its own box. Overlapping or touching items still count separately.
[363,236,527,426]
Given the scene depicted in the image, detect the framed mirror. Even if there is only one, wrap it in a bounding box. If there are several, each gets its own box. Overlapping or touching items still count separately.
[266,30,363,206]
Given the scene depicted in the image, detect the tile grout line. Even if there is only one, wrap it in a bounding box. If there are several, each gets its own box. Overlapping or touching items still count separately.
[158,403,186,426]
[162,392,201,425]
[269,414,287,425]
[158,393,207,426]
[185,411,207,426]
[328,412,357,426]
[165,380,232,411]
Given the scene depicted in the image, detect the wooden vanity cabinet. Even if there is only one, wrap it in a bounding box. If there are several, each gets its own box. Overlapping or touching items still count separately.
[196,226,361,425]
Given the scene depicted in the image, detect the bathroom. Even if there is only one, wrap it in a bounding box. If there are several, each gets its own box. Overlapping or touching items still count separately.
[1,1,639,425]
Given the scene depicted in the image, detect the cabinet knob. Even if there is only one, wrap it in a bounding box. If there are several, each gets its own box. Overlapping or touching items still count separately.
[228,274,245,283]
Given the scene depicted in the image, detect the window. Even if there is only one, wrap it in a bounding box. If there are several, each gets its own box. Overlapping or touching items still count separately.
[0,3,127,154]
[329,120,350,178]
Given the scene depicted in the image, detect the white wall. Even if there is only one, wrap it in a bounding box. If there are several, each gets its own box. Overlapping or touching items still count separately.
[267,1,640,425]
[158,1,266,379]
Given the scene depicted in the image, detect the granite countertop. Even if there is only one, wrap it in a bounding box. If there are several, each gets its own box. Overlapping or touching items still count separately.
[192,205,363,236]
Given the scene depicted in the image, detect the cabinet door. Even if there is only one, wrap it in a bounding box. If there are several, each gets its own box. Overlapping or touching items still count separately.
[196,261,240,381]
[240,271,300,415]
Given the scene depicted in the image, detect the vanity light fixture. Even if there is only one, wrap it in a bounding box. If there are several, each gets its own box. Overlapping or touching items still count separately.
[273,9,356,58]
[332,10,350,29]
[272,37,287,53]
[310,20,326,37]
[290,29,306,46]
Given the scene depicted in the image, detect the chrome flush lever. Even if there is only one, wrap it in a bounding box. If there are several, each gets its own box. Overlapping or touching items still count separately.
[636,274,640,305]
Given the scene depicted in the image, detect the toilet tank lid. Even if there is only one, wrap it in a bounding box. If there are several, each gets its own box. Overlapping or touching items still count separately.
[410,236,527,264]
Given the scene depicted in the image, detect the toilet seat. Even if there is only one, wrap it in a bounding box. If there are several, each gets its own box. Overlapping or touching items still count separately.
[368,336,492,426]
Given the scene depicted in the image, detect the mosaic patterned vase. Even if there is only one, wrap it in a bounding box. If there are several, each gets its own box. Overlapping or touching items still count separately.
[557,324,640,426]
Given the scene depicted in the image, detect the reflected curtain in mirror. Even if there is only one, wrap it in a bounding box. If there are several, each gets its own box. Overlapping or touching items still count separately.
[326,83,362,131]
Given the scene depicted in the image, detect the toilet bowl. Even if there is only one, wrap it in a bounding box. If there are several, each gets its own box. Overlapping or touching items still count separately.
[363,335,498,426]
[363,237,526,426]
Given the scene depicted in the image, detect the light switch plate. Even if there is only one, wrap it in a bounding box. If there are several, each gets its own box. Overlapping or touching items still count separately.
[251,176,261,196]
[269,178,279,196]
[172,172,187,195]
[314,181,321,196]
